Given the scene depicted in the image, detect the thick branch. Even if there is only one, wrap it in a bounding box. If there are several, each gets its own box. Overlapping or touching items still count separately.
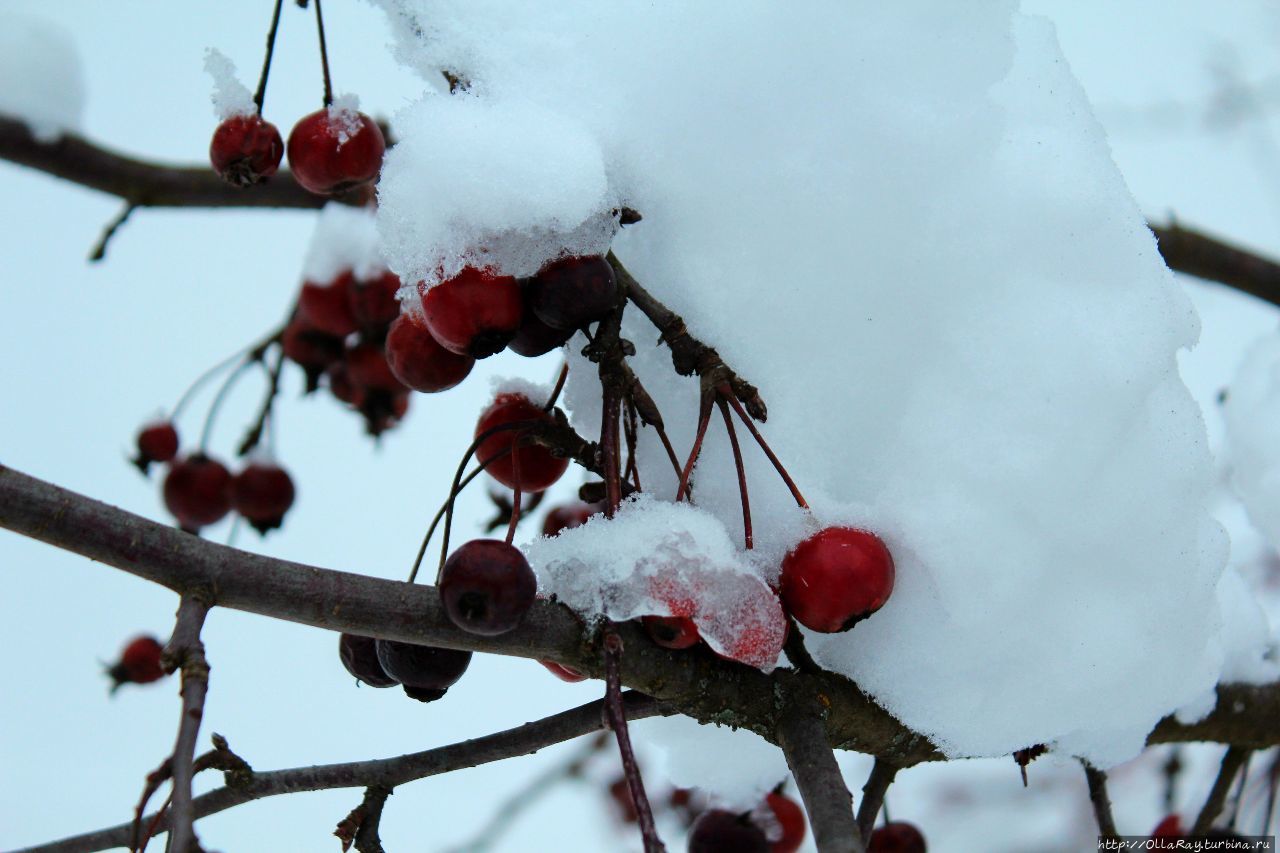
[776,699,863,853]
[16,693,663,853]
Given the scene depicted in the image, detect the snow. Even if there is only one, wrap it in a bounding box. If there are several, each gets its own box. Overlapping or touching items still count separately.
[301,202,387,284]
[203,48,255,120]
[368,0,1267,776]
[328,94,365,145]
[1224,330,1280,551]
[0,12,85,141]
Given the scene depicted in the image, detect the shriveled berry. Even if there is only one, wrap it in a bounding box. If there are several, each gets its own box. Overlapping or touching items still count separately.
[106,635,167,694]
[762,792,806,853]
[439,539,537,636]
[688,810,769,853]
[528,255,619,330]
[231,461,296,534]
[780,527,894,633]
[385,313,474,393]
[299,273,359,338]
[287,107,385,196]
[338,633,397,688]
[475,393,568,493]
[163,455,232,531]
[348,271,402,334]
[421,267,523,358]
[868,821,926,853]
[541,502,601,537]
[345,342,406,394]
[133,420,179,474]
[374,639,471,702]
[539,660,588,683]
[642,615,700,650]
[210,114,284,187]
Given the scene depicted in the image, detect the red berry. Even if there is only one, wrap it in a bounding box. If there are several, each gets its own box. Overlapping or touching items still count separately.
[779,527,894,632]
[348,271,402,334]
[163,455,232,532]
[374,639,472,702]
[689,810,769,853]
[299,272,359,338]
[231,461,296,534]
[326,359,366,407]
[642,615,700,650]
[338,633,397,688]
[527,255,619,330]
[475,393,569,493]
[133,420,179,474]
[868,822,926,853]
[421,267,523,358]
[361,389,411,437]
[508,302,575,357]
[345,342,406,394]
[1151,815,1183,838]
[210,114,284,187]
[106,635,167,693]
[385,313,474,393]
[541,502,601,537]
[763,792,806,853]
[439,539,537,636]
[539,660,588,683]
[286,107,385,196]
[609,777,639,823]
[282,316,344,381]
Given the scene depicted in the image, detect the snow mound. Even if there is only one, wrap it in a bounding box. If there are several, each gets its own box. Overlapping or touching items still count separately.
[1224,331,1280,551]
[0,13,85,141]
[302,203,387,284]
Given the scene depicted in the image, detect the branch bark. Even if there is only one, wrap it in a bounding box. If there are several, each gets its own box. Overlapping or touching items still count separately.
[1081,762,1118,840]
[776,698,864,853]
[1151,222,1280,308]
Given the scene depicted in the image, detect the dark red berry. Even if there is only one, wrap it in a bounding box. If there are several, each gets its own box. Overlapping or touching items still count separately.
[299,273,359,338]
[421,267,523,358]
[282,316,344,391]
[508,296,575,357]
[163,455,232,531]
[1151,815,1182,838]
[326,359,366,407]
[385,313,474,393]
[286,108,385,196]
[642,615,700,650]
[868,822,926,853]
[345,341,406,394]
[348,271,402,334]
[541,502,601,537]
[527,255,619,330]
[374,639,471,702]
[609,777,639,823]
[338,633,397,688]
[688,810,769,853]
[133,420,179,474]
[439,539,537,636]
[763,792,806,853]
[539,660,588,683]
[231,461,296,534]
[210,114,284,187]
[361,389,411,437]
[475,393,569,493]
[779,527,894,633]
[106,635,167,694]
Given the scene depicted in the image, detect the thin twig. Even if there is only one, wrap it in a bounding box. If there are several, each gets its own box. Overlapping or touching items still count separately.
[855,759,899,840]
[312,0,334,107]
[164,596,212,853]
[88,202,136,262]
[334,785,391,853]
[544,361,569,411]
[1081,762,1118,840]
[776,697,864,853]
[603,631,665,853]
[717,398,752,549]
[253,0,286,113]
[1193,746,1251,835]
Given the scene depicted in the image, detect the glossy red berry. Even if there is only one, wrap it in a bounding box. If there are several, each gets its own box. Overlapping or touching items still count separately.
[133,420,179,474]
[541,502,601,537]
[762,792,806,853]
[1151,815,1183,838]
[780,527,894,632]
[642,615,700,650]
[163,455,233,532]
[338,633,397,688]
[210,113,284,187]
[385,313,474,393]
[475,393,569,492]
[421,267,523,358]
[299,273,359,338]
[539,660,588,683]
[439,539,537,636]
[868,821,926,853]
[688,810,770,853]
[282,316,344,382]
[374,639,472,702]
[528,255,619,330]
[106,635,167,694]
[508,292,575,357]
[286,107,385,196]
[231,461,296,534]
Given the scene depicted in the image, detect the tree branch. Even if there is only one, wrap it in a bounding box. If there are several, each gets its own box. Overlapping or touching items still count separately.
[1152,222,1280,309]
[1191,746,1251,835]
[855,759,898,839]
[1081,762,1118,840]
[15,693,664,853]
[162,596,212,853]
[776,697,864,853]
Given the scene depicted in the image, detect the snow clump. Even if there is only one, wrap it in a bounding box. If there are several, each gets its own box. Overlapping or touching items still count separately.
[302,203,387,284]
[0,13,86,141]
[203,48,255,120]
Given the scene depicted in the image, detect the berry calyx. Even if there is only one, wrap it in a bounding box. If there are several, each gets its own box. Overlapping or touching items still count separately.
[642,615,700,650]
[298,273,358,338]
[163,454,233,532]
[762,792,806,853]
[106,635,167,694]
[421,267,523,358]
[539,660,588,683]
[779,526,894,632]
[133,420,179,474]
[527,255,619,331]
[475,393,569,493]
[209,114,284,187]
[868,821,926,853]
[231,461,296,534]
[439,539,537,636]
[338,633,397,688]
[385,313,474,393]
[688,810,770,853]
[374,639,472,702]
[286,107,385,196]
[541,501,601,537]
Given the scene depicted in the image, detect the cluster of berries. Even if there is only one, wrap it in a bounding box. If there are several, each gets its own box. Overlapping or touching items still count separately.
[134,421,295,534]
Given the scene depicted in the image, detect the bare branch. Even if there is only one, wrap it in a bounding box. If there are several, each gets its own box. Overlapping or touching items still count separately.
[1152,222,1280,309]
[855,759,898,839]
[1081,762,1118,840]
[15,693,665,853]
[163,596,212,853]
[776,698,864,853]
[1191,746,1251,835]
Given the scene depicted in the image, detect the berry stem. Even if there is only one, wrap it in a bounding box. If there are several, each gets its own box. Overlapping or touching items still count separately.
[312,0,334,107]
[407,448,509,583]
[237,343,286,457]
[653,422,683,484]
[544,361,569,411]
[716,397,752,550]
[674,392,713,502]
[720,385,809,510]
[252,0,286,113]
[623,399,642,492]
[602,630,666,853]
[601,387,623,516]
[505,455,523,546]
[1192,746,1251,835]
[198,357,255,454]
